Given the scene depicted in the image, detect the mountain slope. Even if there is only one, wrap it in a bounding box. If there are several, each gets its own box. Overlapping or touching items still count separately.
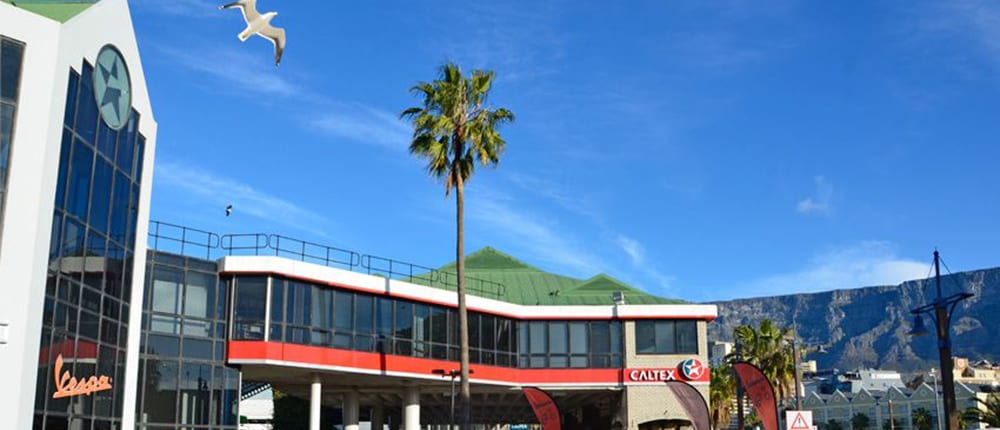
[707,267,1000,371]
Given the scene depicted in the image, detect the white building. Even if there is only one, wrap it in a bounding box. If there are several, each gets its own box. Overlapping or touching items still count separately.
[0,1,156,428]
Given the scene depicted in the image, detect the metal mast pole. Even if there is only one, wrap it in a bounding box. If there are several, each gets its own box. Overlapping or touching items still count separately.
[933,251,960,430]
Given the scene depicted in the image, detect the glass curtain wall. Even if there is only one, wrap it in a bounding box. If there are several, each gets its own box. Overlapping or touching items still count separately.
[231,275,648,369]
[33,63,146,430]
[135,251,239,430]
[0,37,25,246]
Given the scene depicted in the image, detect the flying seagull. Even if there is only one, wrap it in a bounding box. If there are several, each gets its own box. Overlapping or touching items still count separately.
[225,205,233,217]
[220,0,286,67]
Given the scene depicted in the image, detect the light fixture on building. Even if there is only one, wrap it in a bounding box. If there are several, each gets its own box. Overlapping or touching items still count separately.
[612,291,625,305]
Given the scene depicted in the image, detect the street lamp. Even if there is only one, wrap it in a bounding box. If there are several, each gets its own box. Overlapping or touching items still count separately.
[433,368,474,430]
[907,250,974,430]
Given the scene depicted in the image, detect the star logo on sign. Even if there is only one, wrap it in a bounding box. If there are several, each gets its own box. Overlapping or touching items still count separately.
[93,46,131,130]
[681,358,705,380]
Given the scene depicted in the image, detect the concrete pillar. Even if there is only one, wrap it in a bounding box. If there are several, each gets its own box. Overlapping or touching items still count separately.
[345,391,361,430]
[311,376,322,430]
[372,401,386,430]
[404,387,420,430]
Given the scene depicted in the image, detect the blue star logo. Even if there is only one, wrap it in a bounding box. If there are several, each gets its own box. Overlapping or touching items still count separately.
[93,46,131,130]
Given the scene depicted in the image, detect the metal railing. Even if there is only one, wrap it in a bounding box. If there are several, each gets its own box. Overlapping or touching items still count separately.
[147,220,506,299]
[148,221,220,260]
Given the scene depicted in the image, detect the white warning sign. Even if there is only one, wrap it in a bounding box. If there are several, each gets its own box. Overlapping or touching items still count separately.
[786,410,813,430]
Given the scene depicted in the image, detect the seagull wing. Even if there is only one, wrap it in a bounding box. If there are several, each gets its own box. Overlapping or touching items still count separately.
[259,24,286,66]
[220,0,259,22]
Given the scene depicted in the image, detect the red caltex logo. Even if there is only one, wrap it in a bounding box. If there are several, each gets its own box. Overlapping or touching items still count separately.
[680,358,705,380]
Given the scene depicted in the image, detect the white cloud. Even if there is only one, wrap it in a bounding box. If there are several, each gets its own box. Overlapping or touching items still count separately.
[739,241,929,298]
[796,175,833,214]
[308,106,412,150]
[616,235,644,266]
[158,45,302,99]
[156,161,330,236]
[465,188,604,276]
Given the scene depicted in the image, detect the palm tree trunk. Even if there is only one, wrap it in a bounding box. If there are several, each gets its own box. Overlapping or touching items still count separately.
[456,173,471,430]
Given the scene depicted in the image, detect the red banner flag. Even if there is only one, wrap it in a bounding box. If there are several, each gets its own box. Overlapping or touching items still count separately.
[665,380,711,430]
[733,362,779,430]
[523,387,561,430]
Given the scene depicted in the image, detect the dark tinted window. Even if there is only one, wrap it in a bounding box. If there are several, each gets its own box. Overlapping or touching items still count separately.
[636,320,698,354]
[1,39,24,101]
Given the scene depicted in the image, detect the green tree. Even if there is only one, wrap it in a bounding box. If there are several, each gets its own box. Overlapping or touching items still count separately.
[881,417,901,430]
[912,407,934,430]
[965,394,1000,428]
[402,63,514,430]
[711,364,736,430]
[827,419,844,430]
[851,413,872,430]
[729,320,796,402]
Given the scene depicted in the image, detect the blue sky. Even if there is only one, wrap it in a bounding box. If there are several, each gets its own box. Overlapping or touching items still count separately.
[130,0,1000,302]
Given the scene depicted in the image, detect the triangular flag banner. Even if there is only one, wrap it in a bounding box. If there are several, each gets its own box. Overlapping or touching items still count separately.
[733,362,780,430]
[665,380,711,430]
[523,387,561,430]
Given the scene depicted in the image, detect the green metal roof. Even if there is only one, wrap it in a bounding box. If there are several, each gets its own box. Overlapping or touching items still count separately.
[2,0,97,23]
[410,247,687,306]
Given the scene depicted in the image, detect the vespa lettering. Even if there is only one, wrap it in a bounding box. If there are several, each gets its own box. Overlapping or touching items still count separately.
[51,354,113,399]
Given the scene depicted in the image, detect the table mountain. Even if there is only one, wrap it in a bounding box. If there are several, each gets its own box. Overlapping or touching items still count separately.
[707,267,1000,371]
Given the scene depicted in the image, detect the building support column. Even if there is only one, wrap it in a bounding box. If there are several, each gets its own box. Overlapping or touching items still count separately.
[311,376,322,430]
[345,390,360,430]
[372,401,386,430]
[404,387,420,430]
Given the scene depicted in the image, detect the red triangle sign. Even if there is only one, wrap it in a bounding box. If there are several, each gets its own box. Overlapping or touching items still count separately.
[790,413,810,430]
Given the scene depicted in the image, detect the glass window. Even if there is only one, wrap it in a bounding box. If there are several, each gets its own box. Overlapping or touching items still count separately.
[676,320,698,354]
[468,313,480,349]
[497,319,511,352]
[636,320,697,354]
[115,114,135,174]
[64,71,79,126]
[1,39,24,101]
[88,158,112,234]
[151,266,183,314]
[144,360,178,423]
[548,322,567,354]
[429,306,446,344]
[233,277,266,340]
[529,322,546,354]
[334,291,353,331]
[108,170,129,243]
[590,322,611,354]
[76,64,98,143]
[376,297,393,336]
[610,321,622,353]
[355,294,374,335]
[569,322,588,354]
[270,278,284,323]
[413,304,429,343]
[96,121,117,160]
[184,271,215,320]
[311,287,331,329]
[394,301,412,339]
[67,140,93,220]
[147,334,180,357]
[481,315,496,351]
[286,281,311,326]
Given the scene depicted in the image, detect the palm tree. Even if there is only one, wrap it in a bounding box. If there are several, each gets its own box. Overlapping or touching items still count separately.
[965,394,1000,428]
[402,63,514,430]
[881,418,901,430]
[730,320,796,403]
[912,407,934,430]
[711,364,736,430]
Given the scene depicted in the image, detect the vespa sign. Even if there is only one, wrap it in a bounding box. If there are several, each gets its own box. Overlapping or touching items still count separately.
[51,354,113,399]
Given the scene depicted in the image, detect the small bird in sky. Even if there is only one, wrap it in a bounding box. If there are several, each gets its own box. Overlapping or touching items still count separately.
[219,0,286,67]
[225,205,233,217]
